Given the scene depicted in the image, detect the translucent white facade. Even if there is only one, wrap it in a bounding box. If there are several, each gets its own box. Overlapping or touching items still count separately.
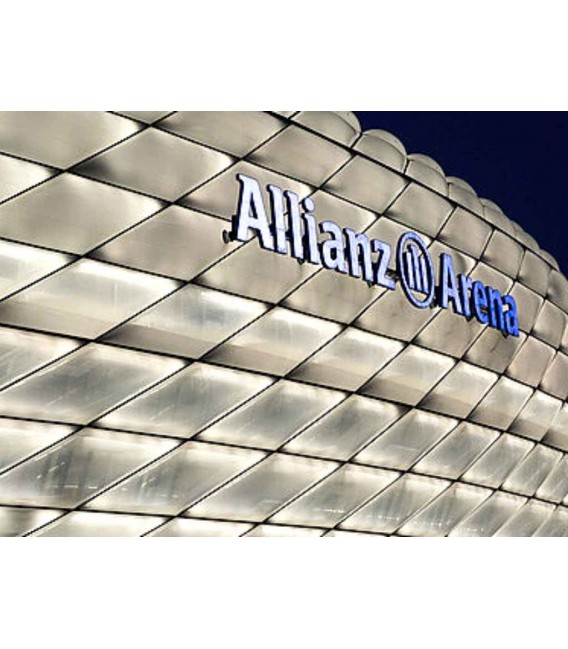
[0,110,566,536]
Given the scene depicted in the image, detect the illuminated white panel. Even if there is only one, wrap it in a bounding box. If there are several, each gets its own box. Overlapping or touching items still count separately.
[244,525,324,537]
[413,423,498,479]
[495,500,555,537]
[416,308,484,359]
[541,352,568,401]
[509,283,543,332]
[208,308,342,376]
[503,446,562,496]
[449,492,526,537]
[189,454,337,522]
[471,377,533,430]
[400,483,491,537]
[362,345,455,406]
[248,125,352,186]
[0,344,185,424]
[0,507,62,537]
[182,160,312,221]
[95,206,241,280]
[117,111,171,123]
[384,182,453,237]
[0,428,178,508]
[34,511,165,537]
[465,328,525,374]
[86,442,264,515]
[439,207,492,258]
[357,289,437,342]
[285,396,406,461]
[355,410,458,470]
[533,300,566,348]
[0,239,70,300]
[292,330,403,391]
[537,457,568,503]
[323,156,407,213]
[448,181,483,215]
[98,363,272,437]
[0,418,74,472]
[548,269,568,312]
[76,128,234,201]
[0,153,53,202]
[105,285,267,359]
[294,112,360,146]
[199,380,344,450]
[510,391,563,441]
[271,465,398,528]
[198,241,318,304]
[323,530,381,538]
[470,261,514,294]
[506,337,556,387]
[544,405,568,451]
[406,154,447,193]
[533,508,568,537]
[341,474,449,534]
[150,518,252,537]
[518,250,551,296]
[285,269,385,324]
[0,173,163,254]
[306,189,376,233]
[0,259,179,338]
[462,434,533,488]
[483,230,524,278]
[420,362,497,418]
[160,111,285,157]
[0,327,79,389]
[0,111,140,167]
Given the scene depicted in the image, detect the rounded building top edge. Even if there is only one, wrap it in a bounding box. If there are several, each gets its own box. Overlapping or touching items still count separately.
[360,129,406,155]
[407,153,445,175]
[447,176,478,195]
[260,112,564,277]
[352,119,564,276]
[480,197,505,214]
[334,111,362,132]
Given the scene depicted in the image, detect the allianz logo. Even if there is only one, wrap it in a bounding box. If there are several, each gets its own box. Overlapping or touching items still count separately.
[226,174,519,337]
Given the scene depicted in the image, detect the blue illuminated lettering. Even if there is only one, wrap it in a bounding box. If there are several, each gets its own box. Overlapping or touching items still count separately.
[472,281,489,324]
[458,274,473,318]
[372,240,395,290]
[438,253,463,315]
[319,221,348,273]
[267,184,287,254]
[230,174,520,337]
[396,232,435,309]
[345,228,374,283]
[503,295,520,336]
[284,190,305,260]
[301,197,322,265]
[486,286,505,331]
[233,174,274,250]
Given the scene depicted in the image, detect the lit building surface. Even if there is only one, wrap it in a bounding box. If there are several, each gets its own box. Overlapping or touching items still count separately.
[0,111,566,537]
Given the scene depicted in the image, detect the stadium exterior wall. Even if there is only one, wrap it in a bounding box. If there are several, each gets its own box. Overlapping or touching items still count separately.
[0,111,566,537]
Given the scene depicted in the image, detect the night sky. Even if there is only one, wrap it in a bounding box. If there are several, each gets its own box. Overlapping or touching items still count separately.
[354,112,568,275]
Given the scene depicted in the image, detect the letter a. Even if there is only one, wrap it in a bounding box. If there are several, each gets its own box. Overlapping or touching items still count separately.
[503,295,520,337]
[232,174,274,250]
[319,221,348,273]
[438,253,463,314]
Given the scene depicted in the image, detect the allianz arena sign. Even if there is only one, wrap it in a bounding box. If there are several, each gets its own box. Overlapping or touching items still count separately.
[228,173,520,338]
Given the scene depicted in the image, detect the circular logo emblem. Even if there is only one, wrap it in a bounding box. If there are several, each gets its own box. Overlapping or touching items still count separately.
[396,232,435,309]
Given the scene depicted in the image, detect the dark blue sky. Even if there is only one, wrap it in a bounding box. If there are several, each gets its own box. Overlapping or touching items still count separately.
[354,112,568,275]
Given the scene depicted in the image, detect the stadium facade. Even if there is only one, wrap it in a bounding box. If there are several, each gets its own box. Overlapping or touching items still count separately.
[0,111,566,537]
